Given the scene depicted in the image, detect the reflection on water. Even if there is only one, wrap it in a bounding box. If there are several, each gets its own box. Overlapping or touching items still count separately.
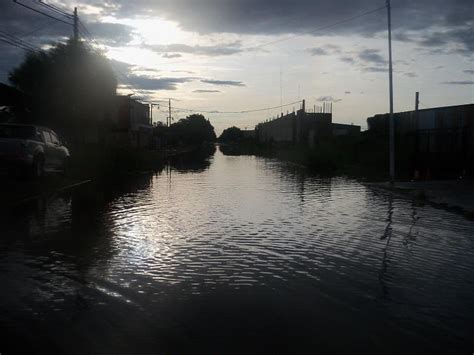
[1,147,473,354]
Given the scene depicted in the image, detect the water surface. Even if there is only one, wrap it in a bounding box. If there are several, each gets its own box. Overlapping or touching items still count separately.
[1,148,473,354]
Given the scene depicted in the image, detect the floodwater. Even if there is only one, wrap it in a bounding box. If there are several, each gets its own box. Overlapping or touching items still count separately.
[1,146,473,354]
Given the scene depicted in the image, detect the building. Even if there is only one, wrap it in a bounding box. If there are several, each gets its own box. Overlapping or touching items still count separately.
[255,100,360,147]
[367,103,474,177]
[241,129,255,140]
[109,95,153,148]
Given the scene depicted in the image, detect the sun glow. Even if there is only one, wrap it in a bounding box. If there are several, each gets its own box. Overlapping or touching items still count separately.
[118,18,186,45]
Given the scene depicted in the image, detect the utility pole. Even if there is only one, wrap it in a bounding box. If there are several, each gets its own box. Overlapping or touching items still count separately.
[150,103,156,125]
[73,7,78,42]
[168,99,172,127]
[415,92,419,111]
[387,0,395,183]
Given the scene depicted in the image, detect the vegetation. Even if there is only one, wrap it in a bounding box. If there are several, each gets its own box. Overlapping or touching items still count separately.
[218,126,244,142]
[9,39,117,146]
[155,114,216,147]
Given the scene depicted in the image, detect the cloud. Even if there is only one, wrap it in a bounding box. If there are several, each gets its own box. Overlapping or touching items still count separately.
[440,81,474,85]
[92,0,471,58]
[362,67,388,73]
[108,0,470,39]
[404,72,418,78]
[201,79,245,87]
[358,49,387,65]
[463,69,474,74]
[86,22,135,47]
[393,32,414,42]
[316,96,342,102]
[143,41,244,56]
[193,89,221,93]
[307,47,328,56]
[340,56,356,64]
[162,53,182,58]
[344,91,351,94]
[126,75,196,90]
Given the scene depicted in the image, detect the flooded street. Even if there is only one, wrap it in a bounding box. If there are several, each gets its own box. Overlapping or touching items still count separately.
[1,147,473,354]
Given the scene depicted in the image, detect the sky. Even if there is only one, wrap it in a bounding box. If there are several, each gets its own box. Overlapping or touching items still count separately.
[0,0,473,134]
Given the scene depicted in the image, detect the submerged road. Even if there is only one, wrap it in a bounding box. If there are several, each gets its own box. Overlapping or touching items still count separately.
[1,147,473,354]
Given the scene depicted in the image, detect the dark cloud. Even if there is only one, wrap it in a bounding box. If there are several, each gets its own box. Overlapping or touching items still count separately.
[307,47,328,56]
[464,69,474,74]
[193,89,221,93]
[417,26,473,55]
[404,72,418,78]
[440,81,474,85]
[393,32,414,42]
[86,22,135,46]
[94,0,472,54]
[344,91,351,94]
[1,0,472,58]
[127,75,196,90]
[358,49,386,65]
[340,56,355,64]
[143,41,243,56]
[201,79,245,87]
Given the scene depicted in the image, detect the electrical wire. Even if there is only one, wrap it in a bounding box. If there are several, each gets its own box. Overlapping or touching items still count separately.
[35,0,73,19]
[17,18,60,38]
[0,30,42,52]
[13,0,73,26]
[172,100,303,114]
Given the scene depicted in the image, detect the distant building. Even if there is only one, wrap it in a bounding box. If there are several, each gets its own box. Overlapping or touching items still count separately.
[255,100,360,147]
[109,95,153,148]
[332,123,360,137]
[241,129,255,140]
[367,103,474,177]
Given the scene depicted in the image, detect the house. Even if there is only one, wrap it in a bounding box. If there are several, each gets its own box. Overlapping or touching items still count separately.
[109,95,153,148]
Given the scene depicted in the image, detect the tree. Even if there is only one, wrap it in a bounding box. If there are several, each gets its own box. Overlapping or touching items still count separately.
[9,39,117,145]
[169,114,216,145]
[218,126,244,143]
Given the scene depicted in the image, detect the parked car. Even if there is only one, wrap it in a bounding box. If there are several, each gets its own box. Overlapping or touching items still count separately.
[0,124,70,178]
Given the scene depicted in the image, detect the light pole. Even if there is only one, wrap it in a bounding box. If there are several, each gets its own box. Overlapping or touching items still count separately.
[387,0,395,183]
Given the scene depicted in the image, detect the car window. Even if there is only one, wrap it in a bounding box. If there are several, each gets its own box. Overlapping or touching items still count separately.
[50,132,60,145]
[35,131,43,142]
[42,131,53,144]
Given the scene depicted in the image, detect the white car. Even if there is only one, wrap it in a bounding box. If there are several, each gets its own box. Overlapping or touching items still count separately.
[0,124,70,178]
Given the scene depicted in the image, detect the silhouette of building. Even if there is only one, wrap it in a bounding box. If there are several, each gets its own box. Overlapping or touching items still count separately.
[255,100,359,147]
[367,103,474,178]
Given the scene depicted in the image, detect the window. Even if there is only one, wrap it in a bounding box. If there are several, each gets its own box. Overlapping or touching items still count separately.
[50,132,59,145]
[42,131,53,144]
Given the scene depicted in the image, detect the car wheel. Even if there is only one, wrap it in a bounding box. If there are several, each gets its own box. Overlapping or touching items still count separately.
[32,155,44,179]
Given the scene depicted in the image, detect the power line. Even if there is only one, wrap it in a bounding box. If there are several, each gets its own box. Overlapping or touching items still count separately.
[13,0,73,26]
[245,5,387,51]
[172,100,303,115]
[35,0,73,19]
[17,18,61,38]
[0,30,42,52]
